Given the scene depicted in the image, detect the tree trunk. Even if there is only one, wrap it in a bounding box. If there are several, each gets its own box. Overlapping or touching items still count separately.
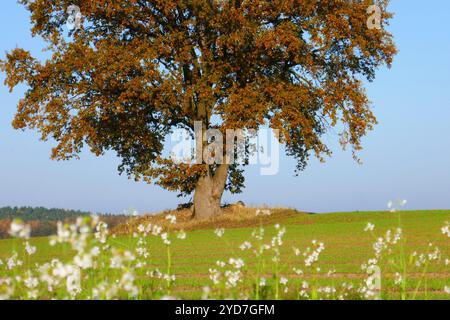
[192,164,229,220]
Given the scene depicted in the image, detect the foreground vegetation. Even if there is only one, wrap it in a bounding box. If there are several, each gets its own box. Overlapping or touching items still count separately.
[0,207,448,300]
[0,206,128,239]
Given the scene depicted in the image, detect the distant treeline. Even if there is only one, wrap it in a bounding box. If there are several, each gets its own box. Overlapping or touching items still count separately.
[0,206,94,221]
[0,206,129,239]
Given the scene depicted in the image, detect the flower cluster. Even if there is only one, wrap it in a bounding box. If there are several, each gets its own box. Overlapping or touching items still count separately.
[0,217,170,300]
[0,207,448,301]
[442,222,450,238]
[209,257,246,294]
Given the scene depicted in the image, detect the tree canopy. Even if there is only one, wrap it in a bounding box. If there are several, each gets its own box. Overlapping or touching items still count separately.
[1,0,396,218]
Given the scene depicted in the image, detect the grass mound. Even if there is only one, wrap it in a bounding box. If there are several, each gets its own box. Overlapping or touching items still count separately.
[112,206,305,235]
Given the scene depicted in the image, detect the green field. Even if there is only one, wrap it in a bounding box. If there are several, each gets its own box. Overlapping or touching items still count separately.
[0,210,449,300]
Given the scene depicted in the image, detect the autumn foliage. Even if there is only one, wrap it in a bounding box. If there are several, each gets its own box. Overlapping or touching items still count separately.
[1,0,396,219]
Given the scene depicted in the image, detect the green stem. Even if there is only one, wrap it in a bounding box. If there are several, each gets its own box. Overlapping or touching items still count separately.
[412,262,428,300]
[166,244,172,293]
[397,212,407,300]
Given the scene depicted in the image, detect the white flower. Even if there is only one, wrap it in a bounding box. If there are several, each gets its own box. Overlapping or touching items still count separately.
[224,270,242,288]
[293,267,303,275]
[209,268,221,285]
[303,241,325,267]
[229,258,245,269]
[151,225,162,236]
[388,199,407,213]
[25,242,37,255]
[177,231,187,240]
[441,223,450,238]
[163,274,176,282]
[271,227,286,248]
[24,274,39,289]
[394,272,403,285]
[364,223,375,232]
[166,214,177,224]
[90,246,101,256]
[9,220,31,239]
[280,277,288,286]
[239,242,252,251]
[147,269,162,279]
[7,254,23,270]
[161,233,171,245]
[259,278,266,287]
[256,209,271,217]
[215,228,225,238]
[95,221,109,244]
[74,253,93,269]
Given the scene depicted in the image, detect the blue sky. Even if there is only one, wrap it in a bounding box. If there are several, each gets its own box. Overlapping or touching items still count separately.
[1,1,449,214]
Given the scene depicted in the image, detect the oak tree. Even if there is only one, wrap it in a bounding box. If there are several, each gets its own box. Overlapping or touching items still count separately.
[1,0,396,219]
